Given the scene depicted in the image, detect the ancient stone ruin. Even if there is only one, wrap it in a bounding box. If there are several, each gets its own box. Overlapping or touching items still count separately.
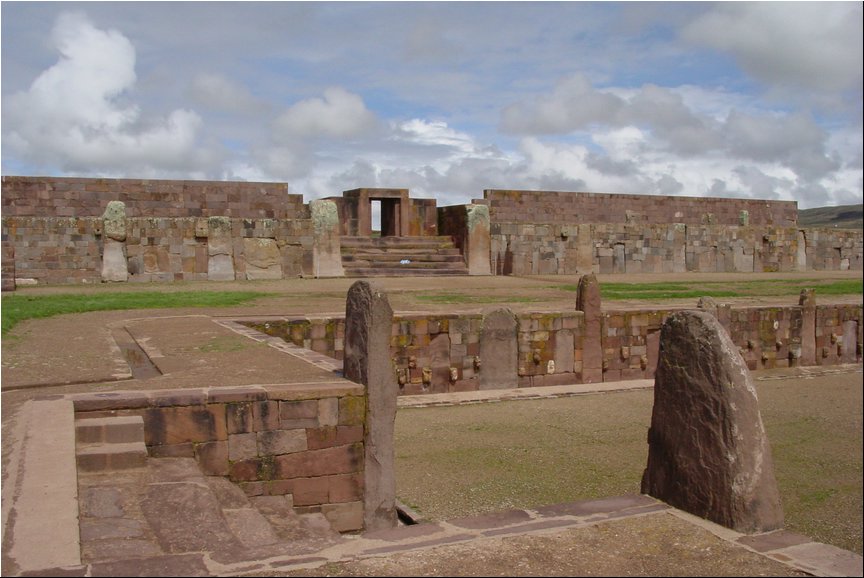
[641,310,785,533]
[343,280,398,531]
[1,176,862,288]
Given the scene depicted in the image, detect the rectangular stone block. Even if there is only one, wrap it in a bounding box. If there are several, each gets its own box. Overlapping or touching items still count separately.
[144,405,227,446]
[257,429,307,455]
[229,432,258,462]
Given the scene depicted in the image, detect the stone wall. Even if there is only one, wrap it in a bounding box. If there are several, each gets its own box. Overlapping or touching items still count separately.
[2,215,314,284]
[484,189,798,227]
[490,222,862,275]
[69,382,366,532]
[245,302,862,394]
[1,176,304,219]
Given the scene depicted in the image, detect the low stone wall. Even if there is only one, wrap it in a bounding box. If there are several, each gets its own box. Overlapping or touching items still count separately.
[490,222,862,275]
[69,383,366,532]
[246,303,862,394]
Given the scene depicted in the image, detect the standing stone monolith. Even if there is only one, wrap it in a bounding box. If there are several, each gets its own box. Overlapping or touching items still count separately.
[641,310,784,533]
[310,199,345,278]
[207,216,235,281]
[101,200,128,282]
[478,308,518,389]
[797,288,817,366]
[343,280,397,532]
[575,273,603,383]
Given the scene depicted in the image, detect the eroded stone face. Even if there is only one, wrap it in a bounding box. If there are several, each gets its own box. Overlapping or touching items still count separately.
[576,273,602,383]
[343,280,397,532]
[478,308,518,390]
[641,310,784,533]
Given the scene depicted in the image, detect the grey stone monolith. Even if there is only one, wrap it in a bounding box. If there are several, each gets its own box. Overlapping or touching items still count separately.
[798,288,817,366]
[310,199,345,278]
[343,281,397,532]
[207,216,235,281]
[465,204,492,276]
[641,310,784,533]
[576,273,603,383]
[478,308,518,389]
[101,201,128,282]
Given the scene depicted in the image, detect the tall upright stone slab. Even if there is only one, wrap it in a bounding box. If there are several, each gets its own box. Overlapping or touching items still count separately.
[465,204,492,276]
[576,273,603,383]
[798,288,817,366]
[310,199,345,278]
[343,281,397,532]
[101,200,128,282]
[207,216,235,281]
[478,308,518,390]
[641,310,784,533]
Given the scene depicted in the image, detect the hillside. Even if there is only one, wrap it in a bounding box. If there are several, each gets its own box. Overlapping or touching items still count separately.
[798,204,863,229]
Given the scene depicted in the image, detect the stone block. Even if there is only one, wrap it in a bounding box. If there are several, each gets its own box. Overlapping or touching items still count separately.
[195,440,229,476]
[257,429,307,455]
[228,432,258,462]
[144,405,227,446]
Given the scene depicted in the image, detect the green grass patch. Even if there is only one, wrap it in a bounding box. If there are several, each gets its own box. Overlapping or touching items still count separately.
[415,293,543,305]
[1,290,269,336]
[554,279,862,301]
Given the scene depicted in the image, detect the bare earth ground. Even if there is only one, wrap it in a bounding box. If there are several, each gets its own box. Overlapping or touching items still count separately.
[1,271,861,576]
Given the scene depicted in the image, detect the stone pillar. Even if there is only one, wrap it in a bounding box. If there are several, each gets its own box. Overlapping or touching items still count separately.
[796,230,807,271]
[465,204,491,276]
[576,273,603,383]
[2,242,16,291]
[641,310,784,533]
[101,200,128,282]
[310,199,345,278]
[207,216,235,281]
[478,308,518,390]
[798,288,816,366]
[575,224,594,273]
[343,281,397,532]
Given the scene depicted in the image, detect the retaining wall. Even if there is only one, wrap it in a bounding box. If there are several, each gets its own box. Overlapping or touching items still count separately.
[69,382,366,532]
[245,303,862,394]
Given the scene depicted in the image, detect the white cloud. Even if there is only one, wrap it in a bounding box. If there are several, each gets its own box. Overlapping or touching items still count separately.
[682,3,863,93]
[188,73,264,114]
[274,87,378,140]
[500,74,624,134]
[3,12,209,175]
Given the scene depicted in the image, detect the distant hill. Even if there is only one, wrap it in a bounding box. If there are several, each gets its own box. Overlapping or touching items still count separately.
[798,204,863,229]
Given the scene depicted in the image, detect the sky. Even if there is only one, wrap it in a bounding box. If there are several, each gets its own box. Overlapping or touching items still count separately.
[1,1,862,210]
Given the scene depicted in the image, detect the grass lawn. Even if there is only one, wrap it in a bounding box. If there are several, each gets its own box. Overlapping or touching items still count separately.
[395,377,863,555]
[0,290,269,336]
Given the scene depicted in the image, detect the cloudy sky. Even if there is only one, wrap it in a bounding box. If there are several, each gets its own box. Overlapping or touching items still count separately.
[2,2,862,209]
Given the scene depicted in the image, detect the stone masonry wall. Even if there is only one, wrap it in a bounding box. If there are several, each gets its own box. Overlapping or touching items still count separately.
[484,189,798,227]
[490,222,862,275]
[2,216,314,283]
[69,382,366,532]
[1,176,305,219]
[246,303,861,394]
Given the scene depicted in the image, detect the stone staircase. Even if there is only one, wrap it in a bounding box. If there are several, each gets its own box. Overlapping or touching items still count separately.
[74,416,344,572]
[340,236,469,277]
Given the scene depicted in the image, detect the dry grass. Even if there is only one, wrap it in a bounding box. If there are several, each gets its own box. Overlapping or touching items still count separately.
[394,373,863,554]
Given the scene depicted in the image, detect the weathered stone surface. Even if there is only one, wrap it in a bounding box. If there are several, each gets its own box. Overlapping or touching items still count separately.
[343,280,397,532]
[310,199,344,278]
[207,216,235,281]
[798,288,817,366]
[641,310,784,533]
[101,238,128,282]
[575,273,602,383]
[466,204,492,276]
[478,308,518,389]
[102,200,127,242]
[243,237,283,280]
[2,242,16,291]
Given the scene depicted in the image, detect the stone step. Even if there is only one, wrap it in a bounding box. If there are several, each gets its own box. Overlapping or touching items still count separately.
[341,247,463,257]
[340,236,457,249]
[344,267,469,277]
[76,441,148,472]
[76,415,145,445]
[342,258,465,269]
